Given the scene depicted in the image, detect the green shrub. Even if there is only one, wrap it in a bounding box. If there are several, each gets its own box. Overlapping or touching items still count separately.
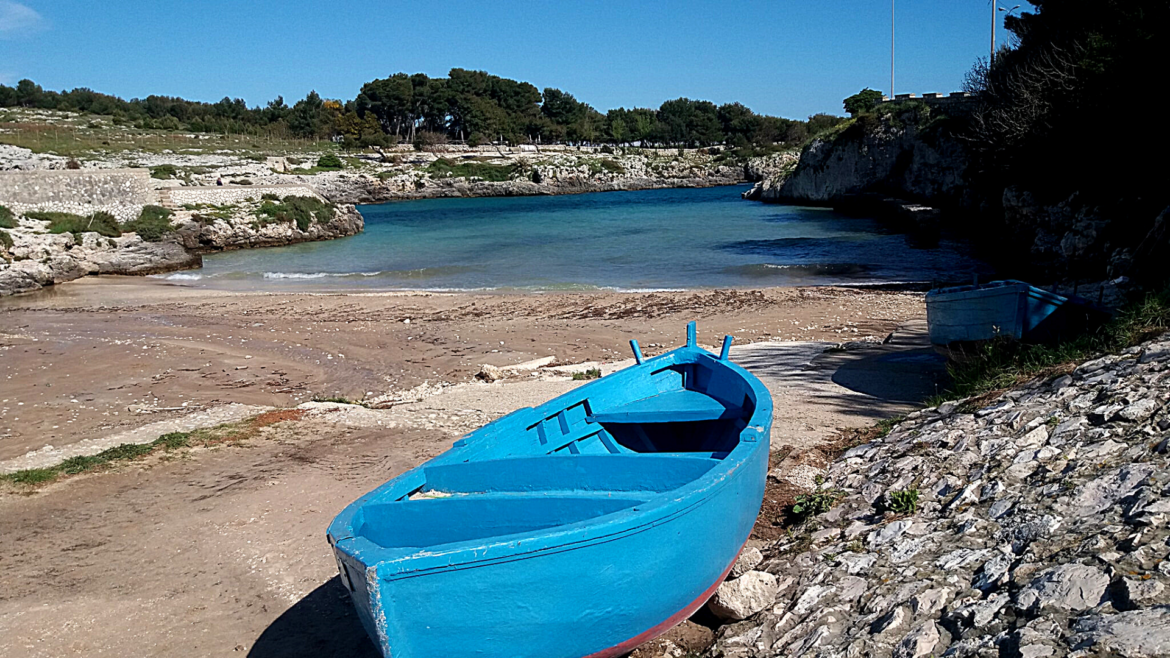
[261,193,280,201]
[286,157,303,166]
[792,489,844,518]
[0,204,14,228]
[316,153,344,170]
[150,164,178,180]
[31,211,122,238]
[0,229,12,251]
[884,489,919,515]
[120,205,174,242]
[571,368,602,381]
[426,157,516,182]
[231,178,253,185]
[255,195,334,231]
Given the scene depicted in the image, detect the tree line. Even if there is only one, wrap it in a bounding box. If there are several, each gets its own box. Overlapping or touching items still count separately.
[0,70,843,150]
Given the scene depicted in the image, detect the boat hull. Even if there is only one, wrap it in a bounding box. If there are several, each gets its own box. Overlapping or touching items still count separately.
[328,326,773,658]
[338,447,765,658]
[926,280,1059,345]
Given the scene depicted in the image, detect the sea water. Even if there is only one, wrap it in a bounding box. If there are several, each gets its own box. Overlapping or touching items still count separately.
[171,186,989,291]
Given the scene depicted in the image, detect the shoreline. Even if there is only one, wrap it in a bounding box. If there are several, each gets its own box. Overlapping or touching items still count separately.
[0,279,927,464]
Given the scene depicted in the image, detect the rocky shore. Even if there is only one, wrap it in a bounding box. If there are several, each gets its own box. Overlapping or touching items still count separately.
[700,336,1170,658]
[0,183,363,296]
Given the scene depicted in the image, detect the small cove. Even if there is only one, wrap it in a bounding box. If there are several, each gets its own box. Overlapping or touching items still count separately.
[178,186,991,291]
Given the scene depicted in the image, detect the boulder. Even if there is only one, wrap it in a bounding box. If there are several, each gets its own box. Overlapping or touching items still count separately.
[1015,564,1110,615]
[706,571,778,621]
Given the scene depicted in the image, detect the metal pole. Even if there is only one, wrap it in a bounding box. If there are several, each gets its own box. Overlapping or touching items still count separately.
[891,0,896,97]
[991,2,996,65]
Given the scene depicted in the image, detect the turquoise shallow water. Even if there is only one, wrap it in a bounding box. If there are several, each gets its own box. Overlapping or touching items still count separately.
[172,186,989,291]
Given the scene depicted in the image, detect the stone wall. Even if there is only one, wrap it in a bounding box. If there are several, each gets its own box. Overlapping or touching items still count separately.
[169,184,323,207]
[0,168,156,221]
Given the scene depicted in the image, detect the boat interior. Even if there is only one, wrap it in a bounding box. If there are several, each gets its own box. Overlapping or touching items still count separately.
[351,354,761,551]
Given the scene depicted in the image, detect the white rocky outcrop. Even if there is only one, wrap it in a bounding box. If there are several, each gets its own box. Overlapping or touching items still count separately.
[707,334,1170,658]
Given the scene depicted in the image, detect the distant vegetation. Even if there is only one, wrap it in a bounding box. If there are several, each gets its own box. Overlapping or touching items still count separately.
[0,204,14,228]
[255,195,334,231]
[121,205,174,241]
[0,70,844,151]
[32,210,122,238]
[426,157,517,182]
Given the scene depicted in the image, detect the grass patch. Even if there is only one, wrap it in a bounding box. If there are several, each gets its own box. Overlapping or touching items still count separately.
[255,195,334,231]
[571,368,602,381]
[30,210,122,238]
[0,411,307,489]
[0,204,14,228]
[426,157,517,182]
[120,205,174,241]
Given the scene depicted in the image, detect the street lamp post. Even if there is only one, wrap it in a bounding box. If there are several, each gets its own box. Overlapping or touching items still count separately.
[891,0,895,98]
[992,4,1021,64]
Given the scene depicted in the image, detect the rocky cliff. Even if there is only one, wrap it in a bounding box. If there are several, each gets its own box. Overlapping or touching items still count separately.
[749,109,970,207]
[701,337,1170,658]
[0,202,363,296]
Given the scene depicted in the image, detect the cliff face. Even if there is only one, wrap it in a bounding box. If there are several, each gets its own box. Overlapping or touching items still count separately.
[312,155,748,205]
[742,108,1170,286]
[757,115,970,207]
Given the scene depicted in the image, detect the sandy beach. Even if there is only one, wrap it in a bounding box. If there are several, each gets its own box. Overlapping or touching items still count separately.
[0,278,936,657]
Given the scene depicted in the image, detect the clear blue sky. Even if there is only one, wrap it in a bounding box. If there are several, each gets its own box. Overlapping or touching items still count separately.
[0,0,1033,119]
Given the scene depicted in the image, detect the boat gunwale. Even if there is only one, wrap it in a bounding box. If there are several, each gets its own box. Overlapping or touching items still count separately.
[330,344,772,579]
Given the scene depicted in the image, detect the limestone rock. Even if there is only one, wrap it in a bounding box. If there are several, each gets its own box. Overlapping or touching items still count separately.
[1071,606,1170,657]
[729,546,764,579]
[1016,564,1110,615]
[707,571,778,621]
[893,621,941,658]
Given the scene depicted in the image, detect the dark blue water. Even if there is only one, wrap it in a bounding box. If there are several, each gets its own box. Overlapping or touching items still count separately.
[172,186,988,291]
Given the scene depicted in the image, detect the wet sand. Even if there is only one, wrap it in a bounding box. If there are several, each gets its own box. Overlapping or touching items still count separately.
[0,277,928,657]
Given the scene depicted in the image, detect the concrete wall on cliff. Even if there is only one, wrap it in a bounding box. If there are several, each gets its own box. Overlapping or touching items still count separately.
[0,169,157,221]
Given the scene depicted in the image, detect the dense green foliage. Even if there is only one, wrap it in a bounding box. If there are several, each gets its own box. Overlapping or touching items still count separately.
[31,210,121,238]
[966,1,1169,202]
[121,205,174,241]
[426,158,517,182]
[316,153,343,170]
[0,204,14,228]
[255,195,334,231]
[0,229,12,251]
[149,164,178,180]
[843,88,885,116]
[1,71,840,148]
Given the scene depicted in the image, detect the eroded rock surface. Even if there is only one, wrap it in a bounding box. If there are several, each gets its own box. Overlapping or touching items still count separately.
[706,336,1170,658]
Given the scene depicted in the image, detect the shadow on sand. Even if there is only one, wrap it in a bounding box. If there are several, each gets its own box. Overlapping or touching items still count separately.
[248,576,378,658]
[732,321,950,425]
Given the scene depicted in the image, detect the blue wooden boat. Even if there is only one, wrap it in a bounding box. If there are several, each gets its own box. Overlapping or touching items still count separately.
[327,322,772,658]
[926,279,1107,348]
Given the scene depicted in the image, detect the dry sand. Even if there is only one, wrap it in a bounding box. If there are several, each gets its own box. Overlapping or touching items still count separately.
[0,277,935,657]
